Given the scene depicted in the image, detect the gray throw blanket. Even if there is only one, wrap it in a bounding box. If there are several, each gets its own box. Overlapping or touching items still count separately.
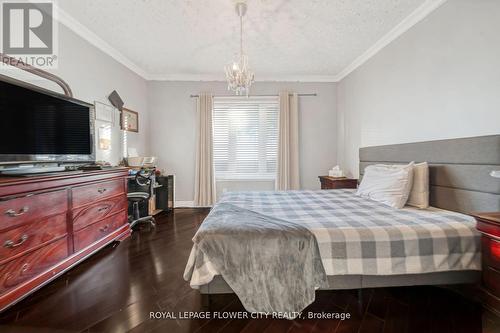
[191,203,328,315]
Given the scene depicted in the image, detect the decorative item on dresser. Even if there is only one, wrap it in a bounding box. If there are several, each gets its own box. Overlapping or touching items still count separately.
[318,176,358,189]
[473,212,500,315]
[0,168,130,312]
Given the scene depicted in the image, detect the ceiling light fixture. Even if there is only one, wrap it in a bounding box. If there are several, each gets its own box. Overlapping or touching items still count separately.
[224,0,255,96]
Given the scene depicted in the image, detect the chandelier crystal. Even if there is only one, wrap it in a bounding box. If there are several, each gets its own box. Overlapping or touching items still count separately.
[224,1,254,96]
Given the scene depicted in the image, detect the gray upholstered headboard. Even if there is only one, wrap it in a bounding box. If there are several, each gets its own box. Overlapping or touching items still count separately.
[359,135,500,214]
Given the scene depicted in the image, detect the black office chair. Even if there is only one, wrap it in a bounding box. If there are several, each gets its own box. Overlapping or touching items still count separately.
[128,169,156,229]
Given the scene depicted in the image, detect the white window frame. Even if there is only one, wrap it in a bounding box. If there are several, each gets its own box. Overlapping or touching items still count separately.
[212,96,279,181]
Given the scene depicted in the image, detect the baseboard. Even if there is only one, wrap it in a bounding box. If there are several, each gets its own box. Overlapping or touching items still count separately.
[174,201,212,208]
[174,200,194,208]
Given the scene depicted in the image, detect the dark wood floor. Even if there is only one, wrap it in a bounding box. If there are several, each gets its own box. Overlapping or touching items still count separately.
[0,208,498,333]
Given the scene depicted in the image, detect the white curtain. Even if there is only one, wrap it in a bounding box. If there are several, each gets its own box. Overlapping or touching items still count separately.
[276,92,300,190]
[194,93,216,206]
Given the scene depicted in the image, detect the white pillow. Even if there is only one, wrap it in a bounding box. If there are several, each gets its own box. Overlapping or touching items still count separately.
[406,162,429,209]
[356,162,414,209]
[378,162,429,208]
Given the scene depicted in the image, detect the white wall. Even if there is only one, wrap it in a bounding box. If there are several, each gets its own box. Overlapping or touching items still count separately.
[55,24,150,162]
[1,23,150,164]
[337,0,500,177]
[148,81,337,203]
[6,0,496,202]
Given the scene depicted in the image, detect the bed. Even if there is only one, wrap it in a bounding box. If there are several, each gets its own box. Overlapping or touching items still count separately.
[183,135,500,314]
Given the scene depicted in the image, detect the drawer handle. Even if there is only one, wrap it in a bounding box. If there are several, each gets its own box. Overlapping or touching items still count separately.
[4,234,29,248]
[99,225,110,232]
[97,188,107,194]
[5,206,29,217]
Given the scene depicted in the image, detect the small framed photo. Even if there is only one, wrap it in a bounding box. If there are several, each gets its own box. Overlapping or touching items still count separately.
[94,101,115,124]
[98,125,111,150]
[121,108,139,132]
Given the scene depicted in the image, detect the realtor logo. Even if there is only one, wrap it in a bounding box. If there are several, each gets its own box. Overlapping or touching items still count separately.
[2,2,53,54]
[1,0,57,68]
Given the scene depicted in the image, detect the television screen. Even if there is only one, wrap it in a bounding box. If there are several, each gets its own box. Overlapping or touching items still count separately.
[0,79,92,157]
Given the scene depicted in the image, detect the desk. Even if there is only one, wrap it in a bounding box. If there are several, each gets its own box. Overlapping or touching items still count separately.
[127,174,174,216]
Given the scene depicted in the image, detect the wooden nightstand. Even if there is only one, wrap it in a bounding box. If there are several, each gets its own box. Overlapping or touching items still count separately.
[318,176,358,190]
[472,212,500,315]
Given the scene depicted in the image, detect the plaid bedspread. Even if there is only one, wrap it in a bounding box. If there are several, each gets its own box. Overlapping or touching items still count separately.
[184,189,481,287]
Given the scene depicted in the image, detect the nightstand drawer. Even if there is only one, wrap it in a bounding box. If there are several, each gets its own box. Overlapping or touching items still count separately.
[472,212,500,314]
[318,176,357,190]
[482,236,500,271]
[483,266,500,298]
[477,220,500,238]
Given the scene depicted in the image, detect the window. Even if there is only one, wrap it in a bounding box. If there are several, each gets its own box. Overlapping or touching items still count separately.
[213,96,279,180]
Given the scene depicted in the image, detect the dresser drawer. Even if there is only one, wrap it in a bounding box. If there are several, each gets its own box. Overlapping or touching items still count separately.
[0,214,67,264]
[72,179,125,209]
[73,210,127,252]
[0,237,68,295]
[72,194,127,231]
[0,190,68,231]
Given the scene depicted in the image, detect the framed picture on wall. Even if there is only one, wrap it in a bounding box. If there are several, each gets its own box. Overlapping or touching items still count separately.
[98,125,111,150]
[121,108,139,132]
[94,101,115,124]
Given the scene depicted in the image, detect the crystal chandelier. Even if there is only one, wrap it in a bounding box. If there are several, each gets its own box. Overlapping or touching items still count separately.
[224,1,255,96]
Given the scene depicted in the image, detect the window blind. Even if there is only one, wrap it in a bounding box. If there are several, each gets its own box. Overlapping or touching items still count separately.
[213,96,279,180]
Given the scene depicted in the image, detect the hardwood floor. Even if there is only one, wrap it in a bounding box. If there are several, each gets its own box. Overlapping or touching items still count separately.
[0,208,495,333]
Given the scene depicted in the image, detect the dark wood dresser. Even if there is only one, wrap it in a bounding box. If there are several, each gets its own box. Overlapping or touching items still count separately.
[473,212,500,315]
[318,176,358,189]
[0,168,130,312]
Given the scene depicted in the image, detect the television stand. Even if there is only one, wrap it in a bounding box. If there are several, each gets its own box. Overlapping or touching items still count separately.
[0,166,66,175]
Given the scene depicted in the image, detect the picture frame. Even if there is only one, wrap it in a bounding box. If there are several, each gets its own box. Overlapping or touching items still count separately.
[97,125,111,150]
[121,108,139,132]
[94,101,115,124]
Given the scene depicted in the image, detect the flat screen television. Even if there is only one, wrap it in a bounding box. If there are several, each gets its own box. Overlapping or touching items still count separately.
[0,76,95,165]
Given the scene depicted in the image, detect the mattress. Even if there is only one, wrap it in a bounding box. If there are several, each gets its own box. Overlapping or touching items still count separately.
[184,189,481,288]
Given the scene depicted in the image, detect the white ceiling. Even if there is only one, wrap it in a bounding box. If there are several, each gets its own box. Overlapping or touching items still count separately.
[58,0,444,81]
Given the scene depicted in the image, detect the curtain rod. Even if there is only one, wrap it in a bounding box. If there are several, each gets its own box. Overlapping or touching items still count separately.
[190,93,317,98]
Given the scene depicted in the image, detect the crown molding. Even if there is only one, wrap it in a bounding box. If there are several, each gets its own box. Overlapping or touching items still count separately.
[254,75,339,83]
[56,7,149,79]
[146,74,226,82]
[56,1,447,83]
[334,0,448,82]
[147,73,339,82]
